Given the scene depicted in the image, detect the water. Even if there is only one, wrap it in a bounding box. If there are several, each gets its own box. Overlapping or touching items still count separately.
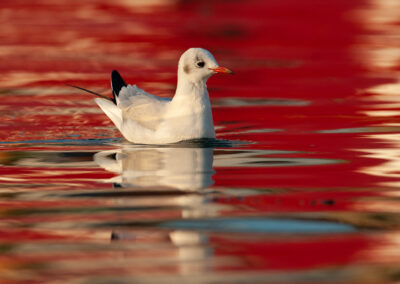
[1,0,400,283]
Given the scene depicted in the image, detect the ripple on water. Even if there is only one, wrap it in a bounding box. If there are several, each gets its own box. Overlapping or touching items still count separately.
[212,97,310,107]
[319,126,400,134]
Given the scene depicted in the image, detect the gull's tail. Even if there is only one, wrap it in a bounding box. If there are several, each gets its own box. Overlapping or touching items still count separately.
[67,70,127,105]
[94,98,123,131]
[67,70,128,132]
[93,70,127,131]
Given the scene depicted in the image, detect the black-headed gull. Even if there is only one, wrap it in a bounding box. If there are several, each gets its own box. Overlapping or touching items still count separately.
[94,48,233,144]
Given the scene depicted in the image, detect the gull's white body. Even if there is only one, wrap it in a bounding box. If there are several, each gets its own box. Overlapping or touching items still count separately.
[95,48,229,144]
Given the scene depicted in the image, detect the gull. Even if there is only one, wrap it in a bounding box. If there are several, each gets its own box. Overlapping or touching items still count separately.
[72,48,233,144]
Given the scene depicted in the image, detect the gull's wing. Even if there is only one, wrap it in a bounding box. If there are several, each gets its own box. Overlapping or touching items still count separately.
[96,70,172,142]
[118,85,171,131]
[111,70,127,103]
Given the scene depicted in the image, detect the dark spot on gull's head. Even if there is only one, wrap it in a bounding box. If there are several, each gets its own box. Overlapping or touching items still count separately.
[183,64,190,74]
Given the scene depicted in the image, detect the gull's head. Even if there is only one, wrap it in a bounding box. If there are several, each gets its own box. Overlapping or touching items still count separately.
[178,48,233,84]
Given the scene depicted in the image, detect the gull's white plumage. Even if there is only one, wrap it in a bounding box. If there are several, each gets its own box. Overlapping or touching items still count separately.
[95,48,232,144]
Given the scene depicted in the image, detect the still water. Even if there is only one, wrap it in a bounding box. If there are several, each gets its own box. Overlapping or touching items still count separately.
[1,0,400,283]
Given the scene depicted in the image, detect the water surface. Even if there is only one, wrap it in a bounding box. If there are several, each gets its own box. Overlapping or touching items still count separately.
[1,0,400,283]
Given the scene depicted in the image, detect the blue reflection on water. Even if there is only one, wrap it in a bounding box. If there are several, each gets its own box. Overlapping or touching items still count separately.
[160,218,356,233]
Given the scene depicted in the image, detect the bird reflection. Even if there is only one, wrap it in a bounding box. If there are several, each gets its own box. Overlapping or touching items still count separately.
[94,146,215,191]
[94,145,217,275]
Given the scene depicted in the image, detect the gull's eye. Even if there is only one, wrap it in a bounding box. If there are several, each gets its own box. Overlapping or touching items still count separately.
[196,61,205,68]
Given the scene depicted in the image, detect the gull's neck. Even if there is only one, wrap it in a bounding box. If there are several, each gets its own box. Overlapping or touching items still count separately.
[172,76,212,123]
[175,75,207,99]
[167,72,216,139]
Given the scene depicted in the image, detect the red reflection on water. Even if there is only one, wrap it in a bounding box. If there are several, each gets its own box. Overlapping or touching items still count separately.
[0,0,400,283]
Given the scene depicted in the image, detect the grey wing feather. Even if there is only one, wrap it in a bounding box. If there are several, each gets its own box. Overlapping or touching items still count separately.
[117,85,171,130]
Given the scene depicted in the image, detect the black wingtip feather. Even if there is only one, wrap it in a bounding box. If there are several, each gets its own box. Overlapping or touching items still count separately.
[111,70,127,104]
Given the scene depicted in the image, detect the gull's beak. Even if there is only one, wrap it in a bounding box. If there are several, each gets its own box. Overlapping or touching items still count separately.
[209,66,234,74]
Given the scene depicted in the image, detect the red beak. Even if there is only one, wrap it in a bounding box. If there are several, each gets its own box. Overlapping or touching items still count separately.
[209,66,234,74]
